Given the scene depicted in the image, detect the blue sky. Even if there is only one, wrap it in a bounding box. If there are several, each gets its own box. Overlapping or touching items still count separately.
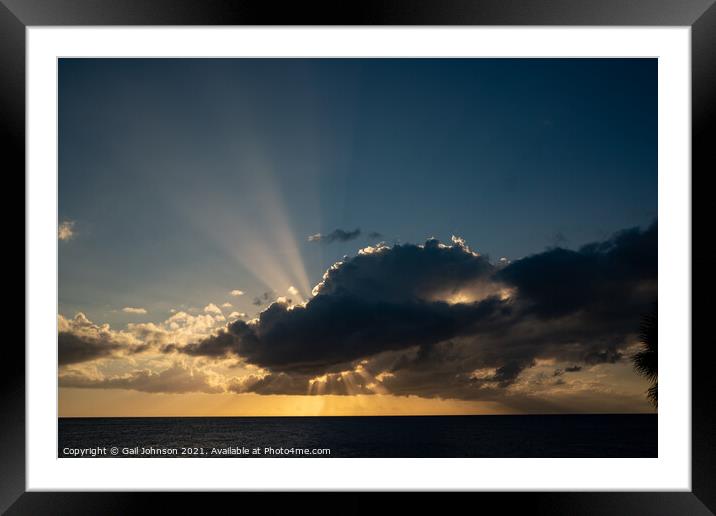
[59,58,656,327]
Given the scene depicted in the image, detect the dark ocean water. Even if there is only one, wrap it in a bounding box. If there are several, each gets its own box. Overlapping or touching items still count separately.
[58,414,657,458]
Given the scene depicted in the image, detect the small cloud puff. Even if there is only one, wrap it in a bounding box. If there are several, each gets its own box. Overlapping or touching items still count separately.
[203,303,223,315]
[122,307,147,315]
[308,228,361,244]
[230,290,245,297]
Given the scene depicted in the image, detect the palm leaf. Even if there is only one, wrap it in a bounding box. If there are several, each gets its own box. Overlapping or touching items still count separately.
[631,306,657,407]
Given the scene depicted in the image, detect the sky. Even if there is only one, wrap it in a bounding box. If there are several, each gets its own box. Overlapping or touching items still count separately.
[58,58,657,416]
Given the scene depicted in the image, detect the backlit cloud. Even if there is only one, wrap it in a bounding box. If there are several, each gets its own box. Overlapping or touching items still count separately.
[58,223,656,407]
[58,313,144,365]
[58,309,228,367]
[167,223,656,401]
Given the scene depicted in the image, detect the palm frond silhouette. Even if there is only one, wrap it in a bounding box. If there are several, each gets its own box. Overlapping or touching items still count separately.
[632,307,657,407]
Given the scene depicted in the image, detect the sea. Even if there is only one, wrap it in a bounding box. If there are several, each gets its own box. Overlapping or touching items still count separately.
[58,414,656,458]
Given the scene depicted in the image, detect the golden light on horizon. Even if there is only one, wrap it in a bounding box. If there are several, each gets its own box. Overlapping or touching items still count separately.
[59,389,513,417]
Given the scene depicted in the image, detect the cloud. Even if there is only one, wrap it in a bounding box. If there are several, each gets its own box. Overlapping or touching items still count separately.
[171,295,505,371]
[58,310,228,367]
[122,307,147,315]
[58,220,75,241]
[495,224,657,321]
[227,372,312,395]
[221,302,232,308]
[60,363,222,394]
[228,311,246,320]
[230,290,244,297]
[168,222,656,400]
[58,313,141,365]
[203,303,223,315]
[160,311,225,343]
[308,228,361,244]
[553,365,582,377]
[58,330,124,366]
[287,286,299,296]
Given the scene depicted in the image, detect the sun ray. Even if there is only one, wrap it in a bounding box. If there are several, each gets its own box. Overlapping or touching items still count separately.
[166,147,314,306]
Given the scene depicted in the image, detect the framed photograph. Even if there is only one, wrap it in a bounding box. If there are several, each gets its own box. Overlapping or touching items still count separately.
[7,0,713,512]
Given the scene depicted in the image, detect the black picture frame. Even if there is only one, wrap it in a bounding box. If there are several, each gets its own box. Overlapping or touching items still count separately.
[5,0,713,513]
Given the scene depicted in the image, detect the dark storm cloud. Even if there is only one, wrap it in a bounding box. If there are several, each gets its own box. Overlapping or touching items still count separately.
[169,295,508,373]
[314,237,494,303]
[308,228,361,243]
[170,222,657,398]
[492,360,535,387]
[58,332,124,366]
[583,348,623,365]
[227,373,310,395]
[163,318,257,358]
[166,238,505,372]
[58,313,155,366]
[227,370,378,396]
[496,223,657,320]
